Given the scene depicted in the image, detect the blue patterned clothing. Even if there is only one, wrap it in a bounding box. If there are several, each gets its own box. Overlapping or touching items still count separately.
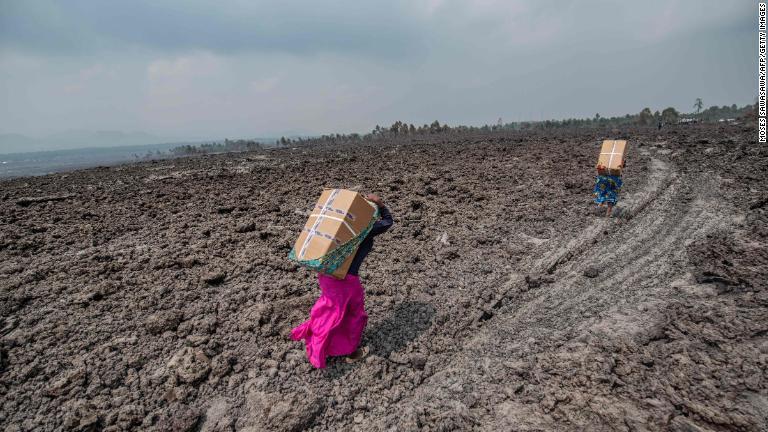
[593,175,623,205]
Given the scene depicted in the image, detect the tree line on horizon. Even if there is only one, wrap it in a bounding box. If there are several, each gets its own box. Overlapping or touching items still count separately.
[169,139,264,156]
[274,101,754,147]
[169,101,754,154]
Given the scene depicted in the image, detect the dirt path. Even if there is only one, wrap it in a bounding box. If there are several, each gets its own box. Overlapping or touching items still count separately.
[492,150,731,338]
[372,147,756,431]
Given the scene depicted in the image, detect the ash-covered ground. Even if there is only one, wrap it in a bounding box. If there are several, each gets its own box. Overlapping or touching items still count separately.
[1,125,766,431]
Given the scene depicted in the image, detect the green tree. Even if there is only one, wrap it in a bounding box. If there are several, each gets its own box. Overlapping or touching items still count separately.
[694,98,703,114]
[638,107,654,126]
[661,107,679,124]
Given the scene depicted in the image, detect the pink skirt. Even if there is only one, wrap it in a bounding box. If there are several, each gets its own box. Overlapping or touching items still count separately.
[290,273,368,368]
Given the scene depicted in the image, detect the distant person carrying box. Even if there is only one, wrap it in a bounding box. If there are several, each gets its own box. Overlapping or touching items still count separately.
[289,191,393,368]
[594,140,627,217]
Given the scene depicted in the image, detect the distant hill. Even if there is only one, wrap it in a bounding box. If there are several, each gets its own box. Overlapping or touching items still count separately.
[0,134,41,154]
[0,130,168,154]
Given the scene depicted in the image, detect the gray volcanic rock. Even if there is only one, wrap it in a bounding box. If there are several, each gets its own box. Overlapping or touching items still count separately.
[583,266,599,278]
[168,347,211,384]
[145,310,184,335]
[235,222,257,233]
[202,270,226,285]
[0,124,765,431]
[245,389,324,432]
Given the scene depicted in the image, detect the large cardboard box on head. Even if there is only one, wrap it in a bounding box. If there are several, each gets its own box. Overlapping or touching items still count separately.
[597,140,628,175]
[290,189,378,279]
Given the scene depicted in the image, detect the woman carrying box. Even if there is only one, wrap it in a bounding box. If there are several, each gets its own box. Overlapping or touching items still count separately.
[290,194,393,368]
[593,165,624,217]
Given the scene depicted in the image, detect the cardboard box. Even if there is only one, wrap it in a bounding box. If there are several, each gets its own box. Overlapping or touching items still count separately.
[291,189,378,279]
[597,140,627,175]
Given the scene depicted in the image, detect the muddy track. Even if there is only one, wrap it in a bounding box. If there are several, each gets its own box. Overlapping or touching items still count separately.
[496,151,731,336]
[385,145,762,431]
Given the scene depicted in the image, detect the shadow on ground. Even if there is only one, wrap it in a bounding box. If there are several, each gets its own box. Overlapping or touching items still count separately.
[324,301,435,377]
[364,301,435,359]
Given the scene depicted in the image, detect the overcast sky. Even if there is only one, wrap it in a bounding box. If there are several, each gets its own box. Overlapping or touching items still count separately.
[0,0,756,142]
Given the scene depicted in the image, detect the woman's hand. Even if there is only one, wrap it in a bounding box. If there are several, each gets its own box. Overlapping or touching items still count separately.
[366,193,384,208]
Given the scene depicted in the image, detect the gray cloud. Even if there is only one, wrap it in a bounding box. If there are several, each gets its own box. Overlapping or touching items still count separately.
[0,0,756,144]
[0,0,429,58]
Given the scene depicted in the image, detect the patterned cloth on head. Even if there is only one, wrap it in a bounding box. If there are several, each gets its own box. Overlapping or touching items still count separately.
[593,174,623,205]
[290,273,368,368]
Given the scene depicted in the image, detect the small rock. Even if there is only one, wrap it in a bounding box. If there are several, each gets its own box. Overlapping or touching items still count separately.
[0,347,8,372]
[168,347,211,384]
[540,395,556,412]
[246,390,323,431]
[410,353,427,370]
[155,406,201,432]
[145,310,183,335]
[525,275,541,289]
[79,413,99,429]
[45,366,86,397]
[177,256,202,268]
[436,232,450,245]
[235,222,256,233]
[583,267,600,278]
[210,355,234,378]
[388,352,409,365]
[668,416,711,432]
[0,263,23,275]
[203,270,226,285]
[238,304,272,332]
[200,398,232,432]
[117,404,144,429]
[186,335,210,347]
[436,248,460,261]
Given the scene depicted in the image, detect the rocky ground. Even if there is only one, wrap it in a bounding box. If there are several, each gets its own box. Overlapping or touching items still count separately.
[0,124,766,431]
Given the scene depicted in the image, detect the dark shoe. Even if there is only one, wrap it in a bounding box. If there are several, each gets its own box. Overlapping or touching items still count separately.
[344,346,369,364]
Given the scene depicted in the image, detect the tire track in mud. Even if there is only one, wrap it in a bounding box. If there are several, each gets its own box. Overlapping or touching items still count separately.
[524,185,723,333]
[483,149,730,336]
[538,153,672,278]
[388,147,739,430]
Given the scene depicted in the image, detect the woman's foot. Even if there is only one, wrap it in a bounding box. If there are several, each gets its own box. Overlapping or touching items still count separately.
[344,346,369,364]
